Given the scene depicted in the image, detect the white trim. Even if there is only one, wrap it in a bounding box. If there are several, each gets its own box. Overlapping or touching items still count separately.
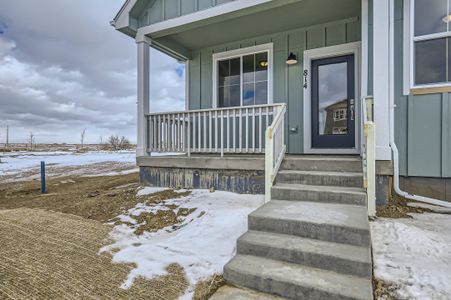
[373,0,392,160]
[185,60,190,111]
[361,0,369,153]
[302,42,362,155]
[212,43,274,108]
[403,0,411,95]
[113,0,138,31]
[136,0,272,40]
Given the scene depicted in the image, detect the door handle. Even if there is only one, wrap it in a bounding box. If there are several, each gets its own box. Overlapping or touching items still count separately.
[350,99,355,121]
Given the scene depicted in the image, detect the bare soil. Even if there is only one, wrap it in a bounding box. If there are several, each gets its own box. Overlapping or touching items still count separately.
[193,274,226,300]
[0,208,188,300]
[376,194,433,218]
[0,173,196,299]
[373,278,401,300]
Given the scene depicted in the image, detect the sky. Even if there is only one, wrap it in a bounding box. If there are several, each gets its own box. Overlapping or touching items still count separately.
[0,0,185,144]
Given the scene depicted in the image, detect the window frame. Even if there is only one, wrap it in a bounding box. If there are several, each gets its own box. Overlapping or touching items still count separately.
[212,43,273,108]
[407,0,451,91]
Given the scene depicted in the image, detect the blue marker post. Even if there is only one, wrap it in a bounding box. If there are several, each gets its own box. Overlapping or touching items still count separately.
[40,161,46,194]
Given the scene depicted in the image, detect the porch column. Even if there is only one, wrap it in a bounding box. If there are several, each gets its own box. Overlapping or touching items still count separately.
[372,0,393,160]
[136,37,150,157]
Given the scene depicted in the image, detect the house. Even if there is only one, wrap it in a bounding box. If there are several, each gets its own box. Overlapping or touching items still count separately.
[112,0,450,299]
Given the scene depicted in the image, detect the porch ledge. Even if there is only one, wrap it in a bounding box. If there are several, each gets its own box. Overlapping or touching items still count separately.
[137,154,265,171]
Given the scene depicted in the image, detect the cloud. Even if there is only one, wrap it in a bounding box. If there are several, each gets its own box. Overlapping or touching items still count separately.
[0,1,185,144]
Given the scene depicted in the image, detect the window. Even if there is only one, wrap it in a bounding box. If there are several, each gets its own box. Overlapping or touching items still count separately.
[333,109,347,121]
[214,45,272,108]
[412,0,451,86]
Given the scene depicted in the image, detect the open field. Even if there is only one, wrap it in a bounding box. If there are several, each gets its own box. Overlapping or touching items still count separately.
[0,151,261,299]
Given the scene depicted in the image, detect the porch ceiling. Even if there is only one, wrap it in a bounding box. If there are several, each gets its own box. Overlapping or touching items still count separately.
[152,0,361,55]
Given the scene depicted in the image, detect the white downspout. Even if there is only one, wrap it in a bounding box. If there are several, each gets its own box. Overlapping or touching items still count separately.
[388,0,451,209]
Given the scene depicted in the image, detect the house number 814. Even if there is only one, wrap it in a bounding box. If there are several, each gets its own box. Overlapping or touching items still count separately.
[303,70,308,89]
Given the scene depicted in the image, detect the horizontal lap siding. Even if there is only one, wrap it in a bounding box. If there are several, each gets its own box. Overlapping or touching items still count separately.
[188,18,361,154]
[392,1,451,178]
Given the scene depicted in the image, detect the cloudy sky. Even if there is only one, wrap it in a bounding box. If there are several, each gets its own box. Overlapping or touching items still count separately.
[0,0,185,144]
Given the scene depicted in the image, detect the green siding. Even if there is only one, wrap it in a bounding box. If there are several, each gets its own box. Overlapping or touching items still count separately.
[188,18,361,154]
[385,1,451,178]
[137,0,236,27]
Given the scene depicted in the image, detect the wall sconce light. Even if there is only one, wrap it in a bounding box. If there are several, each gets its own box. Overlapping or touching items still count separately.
[286,52,298,65]
[443,14,451,23]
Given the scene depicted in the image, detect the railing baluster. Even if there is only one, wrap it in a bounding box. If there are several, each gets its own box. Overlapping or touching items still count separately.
[245,108,249,153]
[215,110,218,153]
[220,110,224,157]
[193,112,197,152]
[252,107,256,153]
[259,107,262,153]
[239,108,243,152]
[227,109,230,153]
[203,111,207,153]
[209,110,212,153]
[233,108,236,152]
[197,112,202,152]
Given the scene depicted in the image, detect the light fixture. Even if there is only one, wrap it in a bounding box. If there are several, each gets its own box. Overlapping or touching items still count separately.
[259,60,268,68]
[286,52,298,65]
[443,14,451,23]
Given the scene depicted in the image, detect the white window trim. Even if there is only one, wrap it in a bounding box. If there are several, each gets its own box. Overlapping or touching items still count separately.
[212,43,274,108]
[404,0,451,93]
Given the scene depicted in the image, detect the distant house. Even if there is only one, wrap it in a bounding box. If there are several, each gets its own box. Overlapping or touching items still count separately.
[112,1,451,298]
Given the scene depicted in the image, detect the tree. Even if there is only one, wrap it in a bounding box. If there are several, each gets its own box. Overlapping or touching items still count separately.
[107,135,131,151]
[28,132,35,151]
[80,128,86,150]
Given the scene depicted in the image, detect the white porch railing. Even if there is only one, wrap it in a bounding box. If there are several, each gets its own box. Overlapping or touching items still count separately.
[265,103,287,202]
[362,96,376,217]
[146,104,286,156]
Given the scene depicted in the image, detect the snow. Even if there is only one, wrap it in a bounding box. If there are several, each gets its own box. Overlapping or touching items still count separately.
[371,213,451,300]
[101,189,264,299]
[0,151,135,175]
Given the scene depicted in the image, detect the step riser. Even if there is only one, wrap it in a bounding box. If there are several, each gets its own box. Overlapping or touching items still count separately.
[277,174,363,188]
[236,240,372,278]
[249,216,370,247]
[283,160,362,172]
[271,188,366,206]
[224,267,359,300]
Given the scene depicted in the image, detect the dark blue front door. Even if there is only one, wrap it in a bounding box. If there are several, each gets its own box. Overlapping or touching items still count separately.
[311,55,355,149]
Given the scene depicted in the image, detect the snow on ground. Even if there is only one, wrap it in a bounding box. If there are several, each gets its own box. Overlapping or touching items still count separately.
[101,188,264,299]
[371,213,451,300]
[0,151,136,175]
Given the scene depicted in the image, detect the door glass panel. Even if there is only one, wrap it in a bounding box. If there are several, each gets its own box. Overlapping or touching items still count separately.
[243,54,254,83]
[317,62,348,135]
[255,81,268,105]
[243,83,255,106]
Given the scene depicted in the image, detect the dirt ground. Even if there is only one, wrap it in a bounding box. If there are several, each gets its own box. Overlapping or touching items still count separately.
[0,172,197,299]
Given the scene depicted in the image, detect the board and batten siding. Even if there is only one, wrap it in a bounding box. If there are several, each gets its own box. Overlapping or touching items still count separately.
[385,0,451,178]
[188,17,361,154]
[138,0,236,27]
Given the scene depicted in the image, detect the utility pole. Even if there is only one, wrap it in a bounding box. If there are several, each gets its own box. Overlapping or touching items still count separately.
[5,125,9,149]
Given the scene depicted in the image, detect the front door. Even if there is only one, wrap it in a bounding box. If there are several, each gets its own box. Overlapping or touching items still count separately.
[311,55,355,148]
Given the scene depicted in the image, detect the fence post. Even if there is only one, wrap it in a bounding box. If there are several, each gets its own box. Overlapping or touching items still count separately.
[366,123,376,217]
[265,127,273,203]
[40,161,46,194]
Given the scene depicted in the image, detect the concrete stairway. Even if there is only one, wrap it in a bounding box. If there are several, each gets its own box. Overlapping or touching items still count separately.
[223,155,373,300]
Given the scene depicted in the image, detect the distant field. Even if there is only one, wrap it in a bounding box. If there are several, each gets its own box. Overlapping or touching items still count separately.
[0,143,136,152]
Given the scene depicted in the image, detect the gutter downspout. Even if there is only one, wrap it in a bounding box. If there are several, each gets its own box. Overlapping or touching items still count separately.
[388,0,451,209]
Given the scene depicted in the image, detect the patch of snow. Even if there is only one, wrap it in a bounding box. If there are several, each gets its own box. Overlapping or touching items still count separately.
[101,189,264,298]
[371,213,451,299]
[136,187,170,196]
[83,168,139,177]
[0,151,136,175]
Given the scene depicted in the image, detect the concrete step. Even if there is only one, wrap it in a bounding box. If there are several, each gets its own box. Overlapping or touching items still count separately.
[277,170,363,188]
[237,230,372,278]
[224,255,373,300]
[210,286,285,300]
[248,200,370,247]
[272,183,367,206]
[283,156,362,172]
